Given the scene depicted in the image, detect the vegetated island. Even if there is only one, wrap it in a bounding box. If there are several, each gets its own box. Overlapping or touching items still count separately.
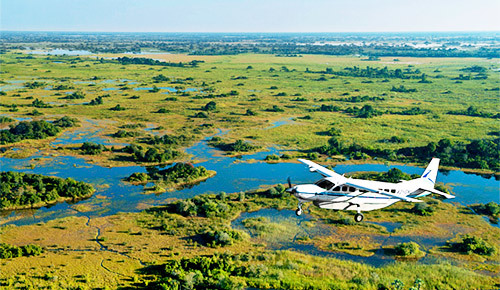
[0,171,95,210]
[207,137,261,156]
[126,163,216,192]
[0,117,79,145]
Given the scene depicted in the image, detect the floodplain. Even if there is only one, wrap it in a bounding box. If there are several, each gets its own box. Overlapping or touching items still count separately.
[0,32,499,289]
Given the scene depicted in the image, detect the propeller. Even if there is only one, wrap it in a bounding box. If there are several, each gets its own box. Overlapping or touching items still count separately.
[286,177,295,194]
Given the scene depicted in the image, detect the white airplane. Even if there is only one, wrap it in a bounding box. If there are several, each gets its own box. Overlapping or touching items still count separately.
[287,158,455,222]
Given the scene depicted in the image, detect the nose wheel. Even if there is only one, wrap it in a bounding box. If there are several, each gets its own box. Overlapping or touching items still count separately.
[296,202,303,216]
[354,213,364,222]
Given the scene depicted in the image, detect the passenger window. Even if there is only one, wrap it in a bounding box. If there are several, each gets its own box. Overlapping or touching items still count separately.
[349,187,356,192]
[342,186,348,192]
[391,189,396,193]
[332,186,340,192]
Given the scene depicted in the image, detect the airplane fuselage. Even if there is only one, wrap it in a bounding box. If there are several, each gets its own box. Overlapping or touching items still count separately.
[291,177,418,212]
[289,158,453,221]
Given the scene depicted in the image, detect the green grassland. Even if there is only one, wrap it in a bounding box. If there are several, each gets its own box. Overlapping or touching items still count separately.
[1,51,499,289]
[1,52,499,171]
[0,188,498,289]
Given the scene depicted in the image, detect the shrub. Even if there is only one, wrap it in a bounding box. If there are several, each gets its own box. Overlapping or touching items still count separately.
[156,108,169,113]
[21,244,43,256]
[326,127,342,136]
[0,243,23,259]
[62,91,85,99]
[53,116,79,128]
[126,172,149,183]
[266,105,284,112]
[394,242,423,257]
[32,98,52,108]
[264,154,280,161]
[203,229,241,247]
[194,112,209,118]
[411,203,435,216]
[203,101,217,111]
[474,202,500,216]
[452,235,496,256]
[174,200,198,217]
[28,109,44,116]
[112,130,138,138]
[0,116,14,123]
[88,96,103,105]
[110,104,126,111]
[153,74,170,82]
[245,109,256,116]
[80,142,105,155]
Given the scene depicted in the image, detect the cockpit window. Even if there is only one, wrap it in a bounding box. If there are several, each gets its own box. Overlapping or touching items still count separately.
[316,179,335,190]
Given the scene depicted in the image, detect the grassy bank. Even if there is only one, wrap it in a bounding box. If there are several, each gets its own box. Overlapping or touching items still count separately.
[0,186,498,289]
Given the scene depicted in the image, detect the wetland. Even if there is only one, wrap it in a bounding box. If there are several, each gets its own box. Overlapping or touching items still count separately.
[0,32,499,289]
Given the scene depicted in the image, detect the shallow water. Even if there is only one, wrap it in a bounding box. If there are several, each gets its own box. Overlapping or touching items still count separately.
[51,120,127,146]
[28,49,93,56]
[231,208,450,267]
[133,86,199,93]
[1,120,499,230]
[265,117,295,130]
[0,84,24,91]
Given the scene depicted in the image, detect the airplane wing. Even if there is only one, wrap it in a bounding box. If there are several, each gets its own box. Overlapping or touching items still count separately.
[418,187,455,199]
[344,181,423,203]
[298,159,343,178]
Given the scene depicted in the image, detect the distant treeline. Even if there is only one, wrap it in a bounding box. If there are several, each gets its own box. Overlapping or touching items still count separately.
[312,104,429,118]
[314,137,499,171]
[0,171,94,209]
[448,106,500,119]
[309,66,422,79]
[113,57,203,67]
[3,31,499,58]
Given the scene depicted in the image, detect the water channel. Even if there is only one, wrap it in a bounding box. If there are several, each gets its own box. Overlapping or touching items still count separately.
[0,119,498,265]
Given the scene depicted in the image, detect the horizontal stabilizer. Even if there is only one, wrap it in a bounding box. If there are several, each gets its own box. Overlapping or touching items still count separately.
[419,187,455,199]
[380,192,423,203]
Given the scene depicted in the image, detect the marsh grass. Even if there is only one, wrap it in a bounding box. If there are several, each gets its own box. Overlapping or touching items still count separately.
[1,53,498,172]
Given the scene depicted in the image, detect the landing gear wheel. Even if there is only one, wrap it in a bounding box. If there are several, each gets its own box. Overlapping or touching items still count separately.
[295,208,302,216]
[354,213,364,222]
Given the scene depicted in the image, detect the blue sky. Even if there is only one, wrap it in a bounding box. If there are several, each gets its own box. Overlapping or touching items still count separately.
[2,0,499,32]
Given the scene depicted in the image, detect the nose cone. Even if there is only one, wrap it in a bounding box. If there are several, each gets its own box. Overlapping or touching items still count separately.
[286,186,297,194]
[290,184,322,199]
[296,184,322,193]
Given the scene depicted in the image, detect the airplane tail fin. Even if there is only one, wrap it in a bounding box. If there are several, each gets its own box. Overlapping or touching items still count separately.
[421,158,440,186]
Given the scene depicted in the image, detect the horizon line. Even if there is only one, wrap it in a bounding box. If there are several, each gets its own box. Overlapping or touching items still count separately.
[2,30,500,34]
